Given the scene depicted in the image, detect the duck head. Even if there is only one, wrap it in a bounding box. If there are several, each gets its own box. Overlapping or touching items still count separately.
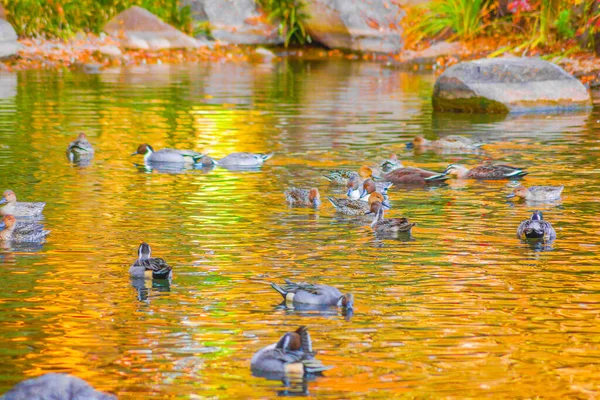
[137,242,152,260]
[346,175,361,198]
[531,210,543,221]
[507,186,528,199]
[0,190,16,205]
[275,329,303,351]
[358,165,373,180]
[361,179,377,196]
[337,293,354,310]
[0,214,16,231]
[131,144,154,156]
[200,155,216,166]
[368,192,390,209]
[407,136,428,149]
[308,188,321,206]
[444,164,469,178]
[77,132,88,140]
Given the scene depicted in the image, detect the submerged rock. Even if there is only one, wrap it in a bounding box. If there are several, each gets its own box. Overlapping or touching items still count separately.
[433,57,592,114]
[303,0,404,53]
[1,373,115,400]
[183,0,281,44]
[0,19,20,60]
[104,6,200,50]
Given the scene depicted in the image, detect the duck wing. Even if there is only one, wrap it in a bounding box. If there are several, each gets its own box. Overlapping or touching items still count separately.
[470,164,527,179]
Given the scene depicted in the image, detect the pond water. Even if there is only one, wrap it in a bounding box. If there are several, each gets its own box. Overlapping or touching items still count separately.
[0,59,599,398]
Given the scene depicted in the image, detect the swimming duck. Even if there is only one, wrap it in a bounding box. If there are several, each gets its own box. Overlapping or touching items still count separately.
[66,132,95,161]
[0,190,45,217]
[445,163,528,179]
[250,326,332,378]
[2,373,116,400]
[382,167,448,185]
[408,135,483,150]
[132,144,205,164]
[285,187,321,207]
[129,242,173,280]
[200,152,273,168]
[270,279,353,310]
[0,215,50,242]
[346,176,392,200]
[517,211,556,241]
[328,192,389,216]
[323,165,376,185]
[507,185,564,202]
[368,201,415,234]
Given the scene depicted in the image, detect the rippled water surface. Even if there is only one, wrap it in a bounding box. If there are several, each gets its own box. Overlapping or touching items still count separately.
[1,60,600,398]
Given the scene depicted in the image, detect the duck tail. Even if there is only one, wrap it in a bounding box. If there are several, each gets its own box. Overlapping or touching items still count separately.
[424,173,449,182]
[153,266,172,280]
[270,282,288,299]
[261,153,274,162]
[506,170,528,178]
[322,174,334,182]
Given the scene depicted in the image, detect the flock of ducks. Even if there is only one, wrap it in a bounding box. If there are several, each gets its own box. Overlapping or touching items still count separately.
[1,132,566,383]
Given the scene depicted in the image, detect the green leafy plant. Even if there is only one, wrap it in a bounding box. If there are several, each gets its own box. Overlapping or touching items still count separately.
[409,0,489,41]
[555,9,574,39]
[258,0,311,47]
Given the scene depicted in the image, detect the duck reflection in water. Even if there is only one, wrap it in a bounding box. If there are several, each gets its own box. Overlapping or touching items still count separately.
[131,278,171,301]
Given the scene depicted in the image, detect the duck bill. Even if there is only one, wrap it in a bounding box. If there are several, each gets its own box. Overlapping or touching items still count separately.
[131,152,139,156]
[359,191,369,200]
[405,142,414,149]
[0,221,5,230]
[0,198,6,205]
[506,193,516,199]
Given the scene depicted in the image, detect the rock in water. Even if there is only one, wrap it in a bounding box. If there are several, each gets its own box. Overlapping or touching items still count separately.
[1,373,115,400]
[303,0,404,53]
[103,6,199,50]
[0,19,20,60]
[432,57,592,114]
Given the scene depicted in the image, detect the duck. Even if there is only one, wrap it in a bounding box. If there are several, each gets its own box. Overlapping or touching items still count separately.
[0,190,45,217]
[129,242,173,280]
[0,215,50,242]
[368,201,415,234]
[285,187,321,207]
[323,164,375,185]
[2,373,116,400]
[382,167,448,185]
[445,163,527,179]
[408,135,483,150]
[328,192,389,216]
[270,279,353,310]
[346,175,392,200]
[66,132,95,161]
[131,144,205,164]
[250,326,332,378]
[200,152,273,168]
[507,185,564,202]
[323,170,359,185]
[517,211,556,241]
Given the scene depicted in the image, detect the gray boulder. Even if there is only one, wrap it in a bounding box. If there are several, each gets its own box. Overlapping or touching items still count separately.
[433,57,592,114]
[1,373,115,400]
[0,19,20,60]
[104,6,200,50]
[182,0,281,44]
[303,0,404,53]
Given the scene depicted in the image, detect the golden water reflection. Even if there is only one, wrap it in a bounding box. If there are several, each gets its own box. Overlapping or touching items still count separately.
[0,61,599,398]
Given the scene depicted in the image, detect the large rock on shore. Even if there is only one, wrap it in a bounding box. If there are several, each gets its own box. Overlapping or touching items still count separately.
[303,0,404,53]
[182,0,281,44]
[1,373,115,400]
[433,57,592,114]
[104,6,200,50]
[0,19,20,60]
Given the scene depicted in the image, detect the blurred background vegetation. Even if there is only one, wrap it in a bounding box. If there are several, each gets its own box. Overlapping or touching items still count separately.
[405,0,600,55]
[1,0,599,55]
